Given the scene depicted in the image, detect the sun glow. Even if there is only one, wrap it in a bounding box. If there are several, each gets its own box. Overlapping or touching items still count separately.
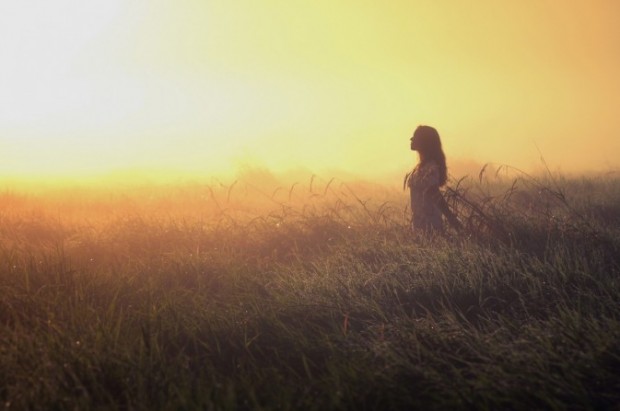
[1,1,619,187]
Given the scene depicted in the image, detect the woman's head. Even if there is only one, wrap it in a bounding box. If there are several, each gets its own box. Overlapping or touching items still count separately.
[411,125,441,154]
[410,125,447,185]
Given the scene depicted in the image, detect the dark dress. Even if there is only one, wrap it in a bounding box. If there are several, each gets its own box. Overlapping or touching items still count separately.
[408,161,443,232]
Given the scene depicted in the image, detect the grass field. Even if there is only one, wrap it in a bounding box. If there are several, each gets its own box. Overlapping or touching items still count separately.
[1,169,619,410]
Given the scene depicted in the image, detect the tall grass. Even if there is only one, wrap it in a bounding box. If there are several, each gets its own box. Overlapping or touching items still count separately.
[0,172,619,410]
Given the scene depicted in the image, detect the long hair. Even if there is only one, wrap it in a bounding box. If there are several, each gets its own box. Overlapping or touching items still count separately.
[411,125,447,185]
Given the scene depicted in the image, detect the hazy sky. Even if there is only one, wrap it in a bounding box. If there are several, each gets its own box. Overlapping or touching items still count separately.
[1,1,619,183]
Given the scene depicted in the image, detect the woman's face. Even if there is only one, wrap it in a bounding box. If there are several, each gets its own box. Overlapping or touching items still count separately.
[410,134,418,151]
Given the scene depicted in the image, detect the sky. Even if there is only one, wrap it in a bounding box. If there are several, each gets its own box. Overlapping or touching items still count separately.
[1,0,619,184]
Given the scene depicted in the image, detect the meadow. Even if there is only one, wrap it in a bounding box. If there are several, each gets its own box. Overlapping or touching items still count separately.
[1,168,619,410]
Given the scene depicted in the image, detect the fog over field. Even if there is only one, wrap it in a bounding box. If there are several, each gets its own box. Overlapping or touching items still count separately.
[1,2,620,409]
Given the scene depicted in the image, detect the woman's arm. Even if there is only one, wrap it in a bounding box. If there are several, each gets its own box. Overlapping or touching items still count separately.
[427,187,462,231]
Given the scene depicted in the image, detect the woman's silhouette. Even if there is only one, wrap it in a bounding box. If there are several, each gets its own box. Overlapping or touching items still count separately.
[405,125,460,233]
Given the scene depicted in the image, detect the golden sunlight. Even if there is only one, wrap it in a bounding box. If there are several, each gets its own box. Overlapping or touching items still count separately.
[1,1,619,186]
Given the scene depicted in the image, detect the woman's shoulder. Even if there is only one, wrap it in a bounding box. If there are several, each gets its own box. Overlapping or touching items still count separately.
[419,161,439,177]
[409,161,440,187]
[422,160,439,170]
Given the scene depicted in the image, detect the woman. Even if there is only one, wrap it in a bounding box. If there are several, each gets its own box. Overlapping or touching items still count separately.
[405,125,460,233]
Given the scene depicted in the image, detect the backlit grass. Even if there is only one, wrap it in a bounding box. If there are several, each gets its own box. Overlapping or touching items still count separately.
[1,171,619,410]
